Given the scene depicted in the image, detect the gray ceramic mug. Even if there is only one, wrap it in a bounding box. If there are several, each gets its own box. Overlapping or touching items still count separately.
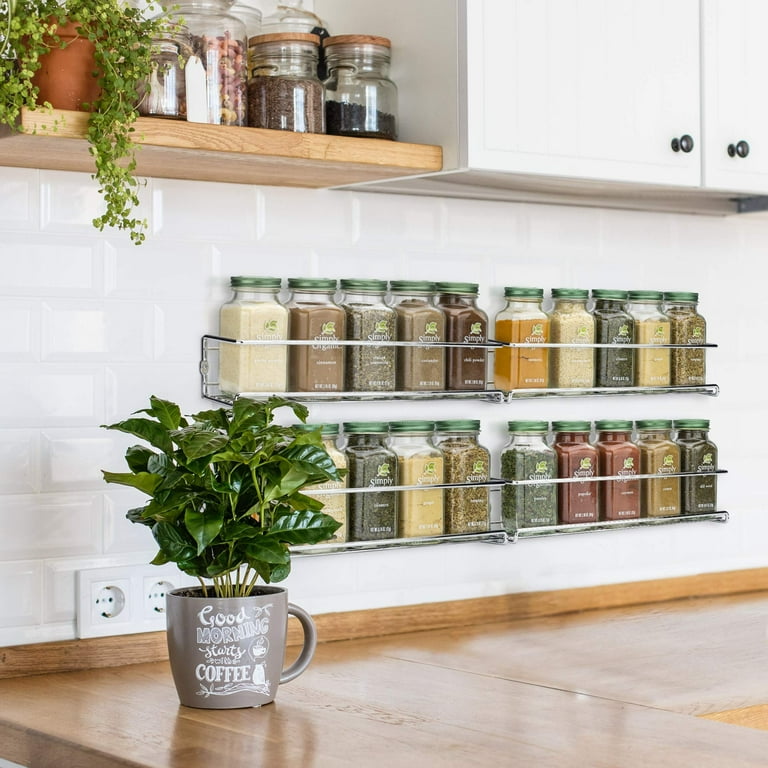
[166,585,317,709]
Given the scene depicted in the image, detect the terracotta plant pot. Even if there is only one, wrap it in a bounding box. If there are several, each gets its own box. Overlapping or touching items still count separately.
[31,19,101,111]
[165,585,317,709]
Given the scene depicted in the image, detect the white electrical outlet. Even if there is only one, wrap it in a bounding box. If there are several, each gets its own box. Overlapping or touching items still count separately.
[76,564,192,639]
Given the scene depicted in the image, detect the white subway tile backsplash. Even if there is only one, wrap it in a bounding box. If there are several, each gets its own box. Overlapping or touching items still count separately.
[40,428,118,492]
[0,431,40,494]
[103,490,159,554]
[0,560,43,628]
[153,302,211,362]
[353,191,442,244]
[40,170,113,234]
[2,300,40,362]
[0,167,39,229]
[0,494,102,559]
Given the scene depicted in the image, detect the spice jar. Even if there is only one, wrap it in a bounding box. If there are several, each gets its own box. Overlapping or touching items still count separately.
[172,0,247,125]
[343,422,397,541]
[435,282,489,391]
[674,419,718,515]
[339,278,396,392]
[500,420,557,532]
[218,276,288,395]
[433,420,490,534]
[664,292,707,386]
[591,289,634,388]
[552,421,599,524]
[627,290,671,387]
[493,286,549,391]
[138,33,188,119]
[294,423,347,542]
[286,278,345,392]
[247,32,324,132]
[548,289,595,388]
[635,419,681,517]
[389,280,445,391]
[594,420,640,521]
[388,421,444,538]
[323,35,398,140]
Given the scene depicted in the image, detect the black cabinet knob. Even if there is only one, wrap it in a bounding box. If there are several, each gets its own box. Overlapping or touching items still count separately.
[727,140,750,158]
[671,134,694,153]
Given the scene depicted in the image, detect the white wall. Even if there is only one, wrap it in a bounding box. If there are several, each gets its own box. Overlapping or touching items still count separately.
[0,165,766,646]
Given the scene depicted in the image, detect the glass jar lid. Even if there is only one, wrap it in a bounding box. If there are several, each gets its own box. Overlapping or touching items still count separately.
[340,278,388,292]
[324,34,391,50]
[343,421,389,434]
[663,291,699,303]
[294,422,340,436]
[594,419,633,431]
[591,289,629,300]
[507,420,548,433]
[627,290,664,301]
[673,419,710,430]
[434,419,480,432]
[261,0,325,34]
[388,420,435,433]
[249,31,320,50]
[503,286,544,299]
[551,288,589,300]
[635,419,673,430]
[435,282,479,295]
[389,280,436,293]
[552,420,592,433]
[230,276,282,288]
[287,277,337,290]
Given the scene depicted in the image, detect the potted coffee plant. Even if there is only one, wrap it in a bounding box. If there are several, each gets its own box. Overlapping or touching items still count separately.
[102,395,343,708]
[0,0,172,244]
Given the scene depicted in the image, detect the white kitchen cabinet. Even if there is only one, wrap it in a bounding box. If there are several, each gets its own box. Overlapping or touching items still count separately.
[701,0,768,194]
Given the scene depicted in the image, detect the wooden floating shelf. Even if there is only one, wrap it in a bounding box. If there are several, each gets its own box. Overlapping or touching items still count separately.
[0,108,443,188]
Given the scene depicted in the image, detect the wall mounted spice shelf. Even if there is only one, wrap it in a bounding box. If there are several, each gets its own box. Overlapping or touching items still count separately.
[0,108,443,188]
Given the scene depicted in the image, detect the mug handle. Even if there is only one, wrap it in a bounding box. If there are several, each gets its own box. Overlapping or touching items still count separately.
[280,603,317,684]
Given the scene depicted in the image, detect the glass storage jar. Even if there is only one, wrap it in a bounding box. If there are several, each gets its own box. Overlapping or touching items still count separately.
[594,420,640,520]
[323,35,398,140]
[339,278,396,392]
[286,278,345,392]
[674,419,718,515]
[389,280,445,391]
[172,0,247,125]
[664,291,707,386]
[548,289,595,388]
[493,286,549,391]
[500,420,557,532]
[433,420,490,534]
[137,32,189,119]
[294,423,348,543]
[343,422,397,541]
[552,421,599,524]
[627,290,671,387]
[218,276,288,395]
[591,289,634,388]
[435,282,489,391]
[247,32,324,132]
[389,421,444,538]
[635,419,680,517]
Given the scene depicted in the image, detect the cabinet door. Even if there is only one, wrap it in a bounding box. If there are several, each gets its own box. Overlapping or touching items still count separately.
[466,0,701,186]
[701,0,768,193]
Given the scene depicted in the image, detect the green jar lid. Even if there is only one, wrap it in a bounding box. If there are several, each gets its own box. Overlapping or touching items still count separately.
[287,278,337,290]
[507,420,549,433]
[663,291,699,303]
[627,290,663,301]
[635,419,673,429]
[293,423,340,436]
[388,420,435,433]
[673,419,710,430]
[435,282,479,295]
[340,278,388,292]
[551,420,592,432]
[389,280,436,293]
[342,421,390,434]
[434,419,480,432]
[551,288,589,299]
[230,276,282,288]
[591,289,629,300]
[503,286,544,299]
[594,419,633,431]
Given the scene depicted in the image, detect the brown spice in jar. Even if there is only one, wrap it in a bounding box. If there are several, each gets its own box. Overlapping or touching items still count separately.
[288,306,346,392]
[247,76,325,132]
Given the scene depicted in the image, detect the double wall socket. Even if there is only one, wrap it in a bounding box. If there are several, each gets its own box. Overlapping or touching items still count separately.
[76,564,194,639]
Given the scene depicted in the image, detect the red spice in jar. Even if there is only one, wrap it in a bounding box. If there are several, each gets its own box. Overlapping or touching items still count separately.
[553,421,599,524]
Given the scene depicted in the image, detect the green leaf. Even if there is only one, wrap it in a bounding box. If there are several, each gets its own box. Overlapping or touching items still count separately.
[268,509,341,545]
[101,470,160,495]
[184,506,224,555]
[103,417,173,454]
[172,426,229,461]
[124,445,155,473]
[144,396,183,430]
[153,521,197,563]
[244,538,290,565]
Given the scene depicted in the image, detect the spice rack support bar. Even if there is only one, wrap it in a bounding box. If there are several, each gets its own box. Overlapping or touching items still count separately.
[0,108,443,188]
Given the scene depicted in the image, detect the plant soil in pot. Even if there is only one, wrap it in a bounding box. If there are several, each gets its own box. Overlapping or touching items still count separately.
[166,585,316,709]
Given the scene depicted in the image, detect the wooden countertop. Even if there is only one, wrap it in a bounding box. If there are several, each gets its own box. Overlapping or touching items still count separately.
[2,592,768,767]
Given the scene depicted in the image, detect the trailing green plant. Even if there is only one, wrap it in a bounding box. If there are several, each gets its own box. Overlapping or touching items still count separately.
[102,396,343,598]
[0,0,173,244]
